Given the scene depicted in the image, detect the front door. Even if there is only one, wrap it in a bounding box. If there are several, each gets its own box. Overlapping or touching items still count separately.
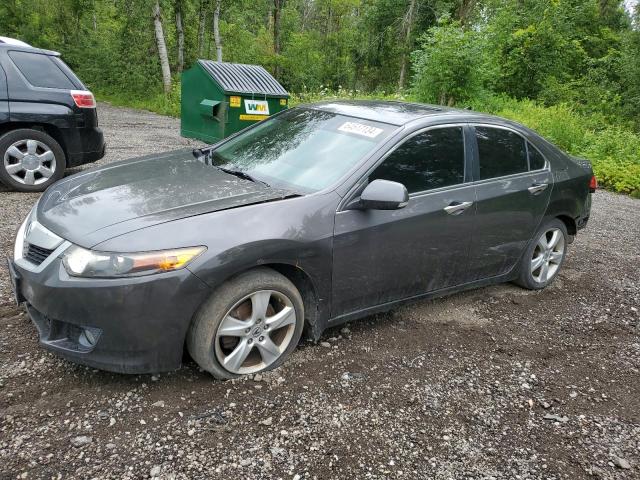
[467,126,553,281]
[331,126,476,318]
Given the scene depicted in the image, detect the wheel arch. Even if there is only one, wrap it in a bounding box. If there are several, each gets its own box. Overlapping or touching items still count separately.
[555,214,576,236]
[0,122,68,156]
[191,261,323,341]
[265,263,320,339]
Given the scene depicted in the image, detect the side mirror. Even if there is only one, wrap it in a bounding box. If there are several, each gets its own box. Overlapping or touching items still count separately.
[352,179,409,210]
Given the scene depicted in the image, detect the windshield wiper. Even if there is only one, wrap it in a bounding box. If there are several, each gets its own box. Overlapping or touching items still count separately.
[216,166,271,188]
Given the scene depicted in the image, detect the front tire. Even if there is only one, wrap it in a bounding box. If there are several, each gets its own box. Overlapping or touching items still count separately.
[515,219,568,290]
[0,129,66,192]
[187,268,305,379]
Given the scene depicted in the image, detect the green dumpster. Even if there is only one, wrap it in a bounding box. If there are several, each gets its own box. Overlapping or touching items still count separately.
[181,60,289,143]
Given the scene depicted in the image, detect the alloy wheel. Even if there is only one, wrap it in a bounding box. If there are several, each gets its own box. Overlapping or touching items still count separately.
[3,139,57,186]
[531,227,565,283]
[214,290,297,375]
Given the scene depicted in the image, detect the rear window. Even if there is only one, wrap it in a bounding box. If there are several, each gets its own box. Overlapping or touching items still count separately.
[527,142,546,170]
[9,51,75,89]
[475,126,528,179]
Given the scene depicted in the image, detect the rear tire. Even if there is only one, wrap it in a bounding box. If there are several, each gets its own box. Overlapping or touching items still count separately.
[0,129,66,192]
[515,218,568,290]
[187,268,305,379]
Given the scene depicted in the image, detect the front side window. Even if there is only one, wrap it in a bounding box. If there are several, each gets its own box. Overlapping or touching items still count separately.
[475,127,527,180]
[9,51,75,89]
[369,127,465,193]
[212,108,395,192]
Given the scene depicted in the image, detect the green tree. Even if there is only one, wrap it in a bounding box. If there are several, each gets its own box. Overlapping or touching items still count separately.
[411,19,483,105]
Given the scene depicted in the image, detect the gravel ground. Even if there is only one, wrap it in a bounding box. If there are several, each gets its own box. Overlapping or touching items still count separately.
[0,103,639,479]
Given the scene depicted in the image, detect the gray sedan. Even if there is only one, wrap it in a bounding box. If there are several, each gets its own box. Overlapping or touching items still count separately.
[8,101,595,378]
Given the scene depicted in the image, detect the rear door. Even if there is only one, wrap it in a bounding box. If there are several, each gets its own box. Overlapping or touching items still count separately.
[467,125,553,281]
[331,125,476,317]
[0,62,8,123]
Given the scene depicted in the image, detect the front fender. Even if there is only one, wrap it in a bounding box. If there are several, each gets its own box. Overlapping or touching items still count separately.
[93,192,340,334]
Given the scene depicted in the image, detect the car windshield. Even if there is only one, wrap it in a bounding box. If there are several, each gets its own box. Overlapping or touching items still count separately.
[210,108,396,192]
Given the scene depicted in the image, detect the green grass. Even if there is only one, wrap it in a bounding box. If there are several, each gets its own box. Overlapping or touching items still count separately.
[96,88,181,117]
[96,87,640,198]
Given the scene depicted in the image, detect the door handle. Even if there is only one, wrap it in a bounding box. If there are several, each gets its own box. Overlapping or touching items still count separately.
[444,201,473,215]
[528,183,548,194]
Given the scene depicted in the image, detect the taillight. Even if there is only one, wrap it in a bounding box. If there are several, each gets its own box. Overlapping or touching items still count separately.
[70,90,96,108]
[589,175,597,193]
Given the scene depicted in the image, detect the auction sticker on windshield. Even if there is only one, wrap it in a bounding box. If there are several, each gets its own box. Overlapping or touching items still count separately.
[338,122,384,138]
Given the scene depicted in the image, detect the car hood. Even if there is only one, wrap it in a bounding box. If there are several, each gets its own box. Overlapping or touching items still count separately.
[37,149,293,247]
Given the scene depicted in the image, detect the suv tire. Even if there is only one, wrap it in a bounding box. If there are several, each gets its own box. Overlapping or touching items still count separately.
[0,129,66,192]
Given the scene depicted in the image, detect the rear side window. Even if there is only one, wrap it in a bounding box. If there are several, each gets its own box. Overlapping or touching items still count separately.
[370,127,465,193]
[8,51,75,89]
[475,127,527,179]
[528,142,546,170]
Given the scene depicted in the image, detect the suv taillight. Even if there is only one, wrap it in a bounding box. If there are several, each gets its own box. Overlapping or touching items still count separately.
[70,90,96,108]
[589,175,597,193]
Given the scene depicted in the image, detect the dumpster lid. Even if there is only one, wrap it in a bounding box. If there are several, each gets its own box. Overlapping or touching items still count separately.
[198,60,289,97]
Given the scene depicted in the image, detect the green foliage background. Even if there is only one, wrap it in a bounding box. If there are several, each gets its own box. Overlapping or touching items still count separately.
[1,0,639,196]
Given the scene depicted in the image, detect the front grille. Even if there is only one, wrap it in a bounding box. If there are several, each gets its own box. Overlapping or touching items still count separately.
[25,243,55,265]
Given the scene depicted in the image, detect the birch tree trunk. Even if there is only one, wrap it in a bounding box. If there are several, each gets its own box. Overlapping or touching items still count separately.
[197,0,207,56]
[175,2,184,72]
[398,0,416,90]
[456,0,477,26]
[273,0,284,78]
[398,0,416,91]
[153,1,172,94]
[213,0,222,62]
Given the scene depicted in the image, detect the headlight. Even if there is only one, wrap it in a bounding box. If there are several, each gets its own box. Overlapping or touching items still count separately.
[62,245,206,278]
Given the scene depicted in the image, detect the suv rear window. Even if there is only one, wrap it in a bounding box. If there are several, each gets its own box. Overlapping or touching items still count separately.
[9,51,75,89]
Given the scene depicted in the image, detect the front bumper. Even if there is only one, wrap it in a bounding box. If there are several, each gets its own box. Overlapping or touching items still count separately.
[8,255,211,373]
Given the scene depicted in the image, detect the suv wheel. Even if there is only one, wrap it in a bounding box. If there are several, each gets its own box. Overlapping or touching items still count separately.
[0,129,66,192]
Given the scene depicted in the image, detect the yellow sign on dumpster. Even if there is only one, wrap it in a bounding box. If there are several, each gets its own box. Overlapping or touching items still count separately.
[239,114,269,121]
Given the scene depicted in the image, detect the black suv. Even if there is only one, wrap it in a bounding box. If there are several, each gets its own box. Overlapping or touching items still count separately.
[0,39,105,192]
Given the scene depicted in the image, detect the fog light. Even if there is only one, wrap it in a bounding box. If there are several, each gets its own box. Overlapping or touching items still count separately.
[78,327,100,347]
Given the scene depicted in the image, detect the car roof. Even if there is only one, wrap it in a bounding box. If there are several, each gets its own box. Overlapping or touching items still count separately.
[0,36,32,47]
[0,38,59,56]
[307,100,448,125]
[306,99,521,128]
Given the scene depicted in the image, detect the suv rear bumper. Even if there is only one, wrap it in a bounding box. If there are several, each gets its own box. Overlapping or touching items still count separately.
[62,126,106,167]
